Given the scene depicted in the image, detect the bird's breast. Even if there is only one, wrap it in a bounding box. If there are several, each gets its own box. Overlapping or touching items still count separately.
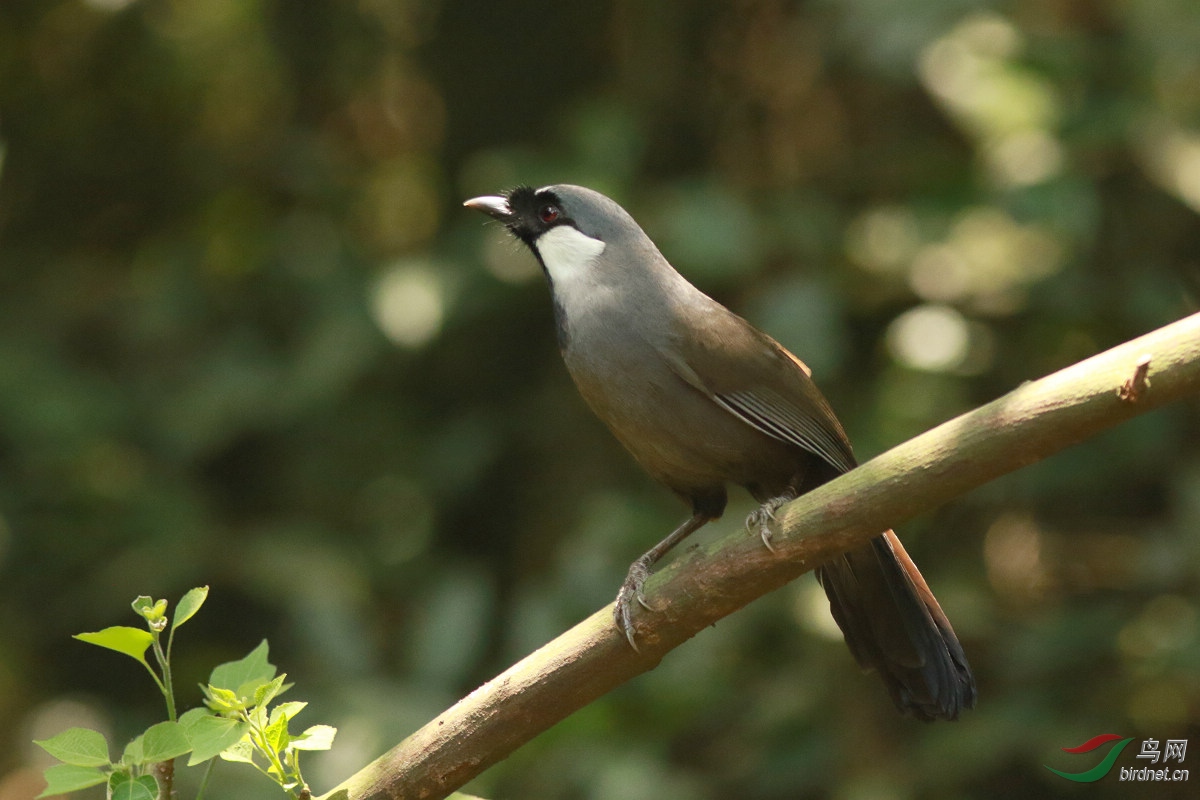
[559,324,799,496]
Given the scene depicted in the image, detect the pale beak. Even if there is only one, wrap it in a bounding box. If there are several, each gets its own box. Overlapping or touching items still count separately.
[463,195,511,220]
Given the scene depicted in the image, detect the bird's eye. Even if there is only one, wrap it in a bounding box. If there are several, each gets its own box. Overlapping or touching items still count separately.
[538,204,560,224]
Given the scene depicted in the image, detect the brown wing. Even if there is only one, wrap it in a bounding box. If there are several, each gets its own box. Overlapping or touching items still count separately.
[657,303,857,474]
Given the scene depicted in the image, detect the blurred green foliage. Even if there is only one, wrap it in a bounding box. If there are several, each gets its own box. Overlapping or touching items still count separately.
[1,1,1198,799]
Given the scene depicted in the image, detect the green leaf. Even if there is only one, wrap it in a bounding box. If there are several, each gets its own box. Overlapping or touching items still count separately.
[131,597,168,632]
[218,739,256,765]
[209,640,275,696]
[183,713,249,765]
[37,764,107,797]
[241,677,290,707]
[74,626,154,666]
[247,703,269,730]
[292,725,336,751]
[201,681,248,719]
[121,734,144,766]
[34,727,110,767]
[172,586,209,632]
[130,596,153,615]
[253,673,287,708]
[140,720,192,763]
[264,713,290,752]
[269,701,307,726]
[110,772,157,800]
[131,596,166,619]
[178,707,208,725]
[201,681,241,705]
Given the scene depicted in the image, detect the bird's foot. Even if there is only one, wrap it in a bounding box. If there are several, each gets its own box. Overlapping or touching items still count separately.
[745,494,794,551]
[614,556,654,651]
[611,512,713,651]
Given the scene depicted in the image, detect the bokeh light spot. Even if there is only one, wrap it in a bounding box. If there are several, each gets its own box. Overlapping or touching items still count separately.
[370,261,445,348]
[791,580,844,641]
[845,206,921,275]
[886,304,970,372]
[481,231,540,283]
[1137,122,1200,214]
[984,514,1051,604]
[82,0,137,11]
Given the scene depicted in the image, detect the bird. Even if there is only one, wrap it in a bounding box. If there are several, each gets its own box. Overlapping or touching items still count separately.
[465,184,976,721]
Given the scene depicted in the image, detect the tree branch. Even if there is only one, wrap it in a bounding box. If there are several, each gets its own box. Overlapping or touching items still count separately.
[320,312,1200,800]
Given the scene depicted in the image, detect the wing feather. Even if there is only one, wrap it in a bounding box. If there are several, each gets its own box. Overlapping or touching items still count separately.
[656,302,857,475]
[716,387,856,473]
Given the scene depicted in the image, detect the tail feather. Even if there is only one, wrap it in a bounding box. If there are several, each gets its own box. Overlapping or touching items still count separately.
[816,530,976,721]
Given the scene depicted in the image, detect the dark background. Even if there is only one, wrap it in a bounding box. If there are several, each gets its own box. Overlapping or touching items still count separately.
[2,1,1198,798]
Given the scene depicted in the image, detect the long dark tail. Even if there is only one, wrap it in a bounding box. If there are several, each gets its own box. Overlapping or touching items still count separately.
[816,530,976,721]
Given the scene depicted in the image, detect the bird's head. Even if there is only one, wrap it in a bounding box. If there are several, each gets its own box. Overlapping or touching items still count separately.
[465,184,656,290]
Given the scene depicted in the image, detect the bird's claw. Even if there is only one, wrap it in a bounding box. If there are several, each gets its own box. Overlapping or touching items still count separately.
[614,559,652,651]
[746,496,791,552]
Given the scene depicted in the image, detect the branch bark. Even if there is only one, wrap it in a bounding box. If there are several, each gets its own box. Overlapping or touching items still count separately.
[321,311,1200,800]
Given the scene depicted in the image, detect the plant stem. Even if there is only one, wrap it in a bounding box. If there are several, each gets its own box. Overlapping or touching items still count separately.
[152,635,177,721]
[194,759,216,800]
[139,658,169,699]
[153,759,175,800]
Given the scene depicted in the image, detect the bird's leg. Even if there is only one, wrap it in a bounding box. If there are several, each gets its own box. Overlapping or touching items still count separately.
[745,488,798,552]
[615,512,713,651]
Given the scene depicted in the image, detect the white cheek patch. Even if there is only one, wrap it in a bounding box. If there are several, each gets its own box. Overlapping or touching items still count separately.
[534,226,606,290]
